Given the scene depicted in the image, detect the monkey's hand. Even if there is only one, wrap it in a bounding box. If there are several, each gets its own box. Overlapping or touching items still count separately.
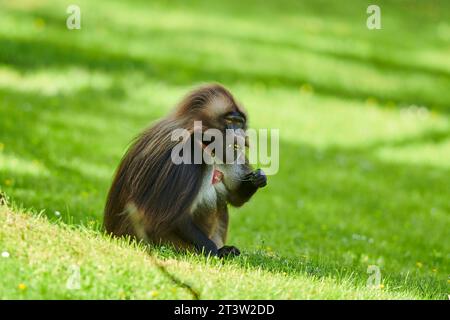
[246,168,267,188]
[218,245,241,258]
[227,169,266,207]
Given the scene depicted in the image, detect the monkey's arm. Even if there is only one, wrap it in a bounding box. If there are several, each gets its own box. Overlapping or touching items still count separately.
[175,215,219,256]
[227,168,267,207]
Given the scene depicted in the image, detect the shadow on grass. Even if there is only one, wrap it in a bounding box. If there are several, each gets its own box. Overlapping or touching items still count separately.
[229,138,448,298]
[232,251,444,299]
[15,3,450,81]
[0,85,144,220]
[1,83,448,298]
[1,34,450,113]
[0,30,449,298]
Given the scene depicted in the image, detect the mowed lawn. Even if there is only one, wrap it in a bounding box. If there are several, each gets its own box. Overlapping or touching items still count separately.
[0,0,449,299]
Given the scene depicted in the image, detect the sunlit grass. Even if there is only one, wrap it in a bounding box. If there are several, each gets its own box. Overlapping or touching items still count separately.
[0,153,49,177]
[377,139,450,169]
[0,204,420,299]
[0,0,449,299]
[0,66,111,96]
[236,86,449,148]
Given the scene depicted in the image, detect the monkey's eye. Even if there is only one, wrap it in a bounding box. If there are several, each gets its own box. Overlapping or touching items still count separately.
[224,112,245,129]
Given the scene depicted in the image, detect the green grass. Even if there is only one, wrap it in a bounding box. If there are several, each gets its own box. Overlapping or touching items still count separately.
[0,0,449,299]
[0,204,420,299]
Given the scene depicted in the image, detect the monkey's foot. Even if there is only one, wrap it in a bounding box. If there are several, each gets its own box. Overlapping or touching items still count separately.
[218,245,240,258]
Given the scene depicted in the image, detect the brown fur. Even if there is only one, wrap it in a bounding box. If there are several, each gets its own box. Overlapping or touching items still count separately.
[103,84,251,250]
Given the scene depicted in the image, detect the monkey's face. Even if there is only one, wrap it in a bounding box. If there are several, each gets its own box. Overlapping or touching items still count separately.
[200,92,249,158]
[194,90,247,131]
[204,98,251,192]
[202,133,249,192]
[179,85,254,191]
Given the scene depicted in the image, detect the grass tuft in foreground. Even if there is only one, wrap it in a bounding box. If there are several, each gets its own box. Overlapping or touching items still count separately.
[0,203,428,299]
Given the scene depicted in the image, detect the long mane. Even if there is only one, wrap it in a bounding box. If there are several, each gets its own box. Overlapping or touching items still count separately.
[104,83,242,240]
[104,117,203,237]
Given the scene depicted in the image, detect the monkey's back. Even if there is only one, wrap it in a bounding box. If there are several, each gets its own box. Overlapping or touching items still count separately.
[103,118,204,243]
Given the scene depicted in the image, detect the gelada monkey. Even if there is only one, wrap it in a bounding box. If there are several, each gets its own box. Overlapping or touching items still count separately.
[104,84,266,257]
